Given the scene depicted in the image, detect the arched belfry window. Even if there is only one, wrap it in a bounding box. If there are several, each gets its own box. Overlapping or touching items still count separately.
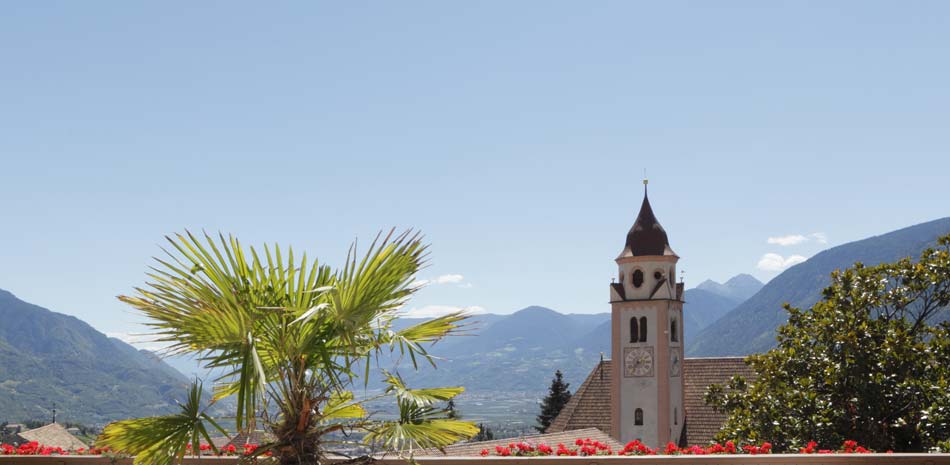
[629,318,638,343]
[639,316,648,342]
[671,318,678,342]
[635,408,644,426]
[632,269,644,288]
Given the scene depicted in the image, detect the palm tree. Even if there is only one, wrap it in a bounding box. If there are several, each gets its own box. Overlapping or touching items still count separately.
[97,230,477,465]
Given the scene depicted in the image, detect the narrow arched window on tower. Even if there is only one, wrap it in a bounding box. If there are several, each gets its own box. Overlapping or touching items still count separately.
[629,317,638,343]
[639,316,648,342]
[674,407,678,425]
[670,318,678,342]
[635,408,644,426]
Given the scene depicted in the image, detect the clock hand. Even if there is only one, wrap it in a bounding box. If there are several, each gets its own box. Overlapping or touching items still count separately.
[649,277,667,299]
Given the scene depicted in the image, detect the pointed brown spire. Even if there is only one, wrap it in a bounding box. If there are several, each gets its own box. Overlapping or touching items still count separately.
[624,183,673,256]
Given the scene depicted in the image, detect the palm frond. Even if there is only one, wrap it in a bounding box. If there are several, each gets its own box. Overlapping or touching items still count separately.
[364,374,477,451]
[321,391,367,421]
[363,419,479,452]
[117,229,473,462]
[97,381,226,465]
[384,372,465,406]
[383,311,471,368]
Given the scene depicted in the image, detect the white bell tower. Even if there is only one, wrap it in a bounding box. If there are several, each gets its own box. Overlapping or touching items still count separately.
[609,180,685,447]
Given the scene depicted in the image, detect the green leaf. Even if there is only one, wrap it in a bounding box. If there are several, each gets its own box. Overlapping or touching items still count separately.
[115,229,472,461]
[384,372,465,406]
[322,391,367,421]
[97,381,219,465]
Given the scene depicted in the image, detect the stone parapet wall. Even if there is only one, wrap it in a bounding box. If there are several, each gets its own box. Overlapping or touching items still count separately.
[3,456,950,465]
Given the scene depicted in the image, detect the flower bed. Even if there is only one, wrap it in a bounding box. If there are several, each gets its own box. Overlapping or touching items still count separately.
[2,442,69,456]
[479,438,879,457]
[0,442,266,457]
[0,438,885,458]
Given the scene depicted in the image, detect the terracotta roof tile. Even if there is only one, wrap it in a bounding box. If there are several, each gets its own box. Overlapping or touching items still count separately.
[682,357,755,445]
[226,430,274,447]
[16,423,88,450]
[546,360,612,436]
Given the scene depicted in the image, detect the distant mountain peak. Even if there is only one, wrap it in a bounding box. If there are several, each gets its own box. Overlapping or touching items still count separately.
[695,279,729,296]
[695,274,764,302]
[724,274,762,287]
[511,305,559,316]
[722,274,765,300]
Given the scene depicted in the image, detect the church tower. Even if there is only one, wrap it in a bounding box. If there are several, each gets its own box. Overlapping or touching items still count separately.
[609,180,685,447]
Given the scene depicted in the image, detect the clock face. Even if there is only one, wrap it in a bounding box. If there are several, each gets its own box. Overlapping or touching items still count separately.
[624,347,654,378]
[670,351,681,377]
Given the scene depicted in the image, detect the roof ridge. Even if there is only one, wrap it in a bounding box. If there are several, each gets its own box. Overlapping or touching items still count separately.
[23,423,59,432]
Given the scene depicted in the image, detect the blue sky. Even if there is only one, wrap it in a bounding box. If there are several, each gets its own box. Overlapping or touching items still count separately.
[1,2,949,341]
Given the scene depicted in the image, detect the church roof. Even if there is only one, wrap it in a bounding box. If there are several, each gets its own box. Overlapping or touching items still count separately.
[546,357,756,446]
[682,357,757,445]
[619,187,676,258]
[226,430,274,447]
[16,423,88,451]
[547,360,614,436]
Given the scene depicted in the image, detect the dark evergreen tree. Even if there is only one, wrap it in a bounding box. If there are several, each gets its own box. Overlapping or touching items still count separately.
[535,370,572,432]
[473,423,494,442]
[0,422,17,445]
[446,399,459,419]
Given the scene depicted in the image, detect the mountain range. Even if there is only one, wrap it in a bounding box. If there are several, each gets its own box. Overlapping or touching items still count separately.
[370,274,761,392]
[163,275,761,394]
[687,217,950,356]
[3,217,949,421]
[0,289,194,425]
[381,219,950,389]
[683,274,762,341]
[0,272,764,422]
